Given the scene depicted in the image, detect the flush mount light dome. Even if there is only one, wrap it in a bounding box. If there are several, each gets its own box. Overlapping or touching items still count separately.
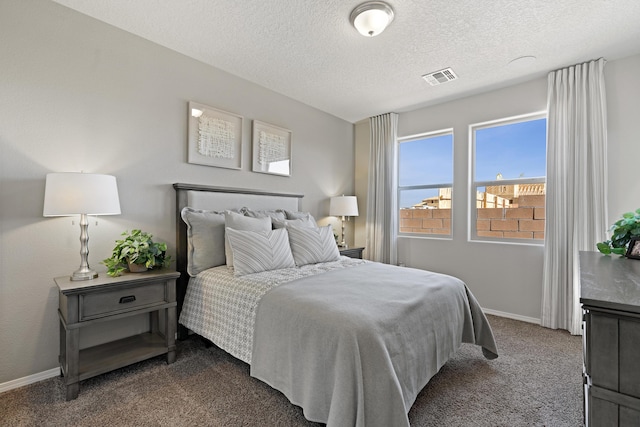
[350,1,394,37]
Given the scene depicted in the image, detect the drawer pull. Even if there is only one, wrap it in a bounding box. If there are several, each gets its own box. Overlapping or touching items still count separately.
[119,295,136,304]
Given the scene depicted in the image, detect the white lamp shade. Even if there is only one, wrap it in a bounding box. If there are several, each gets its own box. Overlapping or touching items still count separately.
[330,196,359,217]
[43,173,121,216]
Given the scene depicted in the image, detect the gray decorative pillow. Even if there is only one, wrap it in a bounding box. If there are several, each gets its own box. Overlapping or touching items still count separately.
[272,217,316,229]
[286,224,340,266]
[226,228,295,276]
[244,208,287,221]
[224,210,272,267]
[284,210,318,227]
[180,207,226,276]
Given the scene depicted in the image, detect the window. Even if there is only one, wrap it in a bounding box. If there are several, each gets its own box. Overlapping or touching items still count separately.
[398,130,453,236]
[470,113,547,243]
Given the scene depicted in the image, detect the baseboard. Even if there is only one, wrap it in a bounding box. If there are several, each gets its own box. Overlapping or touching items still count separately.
[483,308,541,325]
[0,367,60,394]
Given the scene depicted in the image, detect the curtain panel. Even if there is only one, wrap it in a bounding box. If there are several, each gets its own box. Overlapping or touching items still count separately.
[366,113,398,264]
[542,58,608,335]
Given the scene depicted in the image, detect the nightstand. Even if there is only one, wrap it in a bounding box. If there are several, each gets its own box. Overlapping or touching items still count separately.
[56,269,179,400]
[339,247,365,259]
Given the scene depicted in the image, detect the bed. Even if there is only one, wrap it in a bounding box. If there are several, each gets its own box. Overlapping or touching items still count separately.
[173,183,498,427]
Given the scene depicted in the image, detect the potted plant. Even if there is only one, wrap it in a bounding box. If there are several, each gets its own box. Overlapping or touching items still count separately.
[596,208,640,255]
[102,229,172,277]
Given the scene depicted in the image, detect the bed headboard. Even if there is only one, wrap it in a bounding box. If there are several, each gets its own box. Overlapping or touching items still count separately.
[173,183,304,338]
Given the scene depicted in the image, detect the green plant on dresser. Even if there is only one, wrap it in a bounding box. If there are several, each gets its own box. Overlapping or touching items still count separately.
[102,229,171,276]
[596,208,640,255]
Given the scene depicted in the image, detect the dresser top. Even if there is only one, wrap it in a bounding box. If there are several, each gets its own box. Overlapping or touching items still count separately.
[580,251,640,314]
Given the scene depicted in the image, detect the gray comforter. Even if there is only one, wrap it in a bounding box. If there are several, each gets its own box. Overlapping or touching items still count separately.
[250,262,498,427]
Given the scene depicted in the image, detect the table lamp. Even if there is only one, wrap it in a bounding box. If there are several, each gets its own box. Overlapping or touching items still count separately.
[330,195,359,248]
[43,172,121,280]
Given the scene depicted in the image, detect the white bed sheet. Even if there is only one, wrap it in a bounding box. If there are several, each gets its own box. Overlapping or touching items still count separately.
[178,256,367,363]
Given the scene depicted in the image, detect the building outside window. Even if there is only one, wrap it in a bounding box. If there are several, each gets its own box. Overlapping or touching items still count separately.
[470,112,547,243]
[397,130,453,237]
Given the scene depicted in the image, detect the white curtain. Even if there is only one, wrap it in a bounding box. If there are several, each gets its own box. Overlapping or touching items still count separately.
[542,58,608,335]
[366,113,398,264]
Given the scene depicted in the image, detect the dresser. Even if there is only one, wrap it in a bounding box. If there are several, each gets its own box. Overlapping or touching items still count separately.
[580,251,640,426]
[56,269,179,400]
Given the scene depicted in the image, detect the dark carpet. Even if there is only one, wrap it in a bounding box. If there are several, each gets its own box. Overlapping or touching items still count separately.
[0,315,582,426]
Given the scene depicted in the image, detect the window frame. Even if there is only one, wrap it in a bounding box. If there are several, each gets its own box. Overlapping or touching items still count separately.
[468,111,547,245]
[397,128,454,239]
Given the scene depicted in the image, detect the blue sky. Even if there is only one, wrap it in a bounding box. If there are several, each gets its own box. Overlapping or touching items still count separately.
[475,118,546,181]
[399,118,547,207]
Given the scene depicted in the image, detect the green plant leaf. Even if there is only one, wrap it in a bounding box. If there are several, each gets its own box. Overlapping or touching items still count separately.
[598,209,640,257]
[612,247,626,255]
[103,228,171,275]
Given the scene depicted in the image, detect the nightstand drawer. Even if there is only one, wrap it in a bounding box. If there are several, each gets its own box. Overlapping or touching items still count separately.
[339,247,364,259]
[81,282,166,320]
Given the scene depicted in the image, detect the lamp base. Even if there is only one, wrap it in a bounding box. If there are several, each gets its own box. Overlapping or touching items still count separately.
[71,268,98,281]
[71,213,98,281]
[340,217,348,250]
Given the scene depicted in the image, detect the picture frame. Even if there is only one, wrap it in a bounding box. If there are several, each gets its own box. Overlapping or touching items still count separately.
[187,101,243,170]
[251,120,292,177]
[626,237,640,259]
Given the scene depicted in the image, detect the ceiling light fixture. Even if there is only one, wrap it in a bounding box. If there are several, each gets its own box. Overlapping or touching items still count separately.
[350,2,394,37]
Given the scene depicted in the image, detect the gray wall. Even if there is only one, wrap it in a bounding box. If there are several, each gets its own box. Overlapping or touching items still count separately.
[355,53,640,322]
[606,54,640,219]
[0,0,354,384]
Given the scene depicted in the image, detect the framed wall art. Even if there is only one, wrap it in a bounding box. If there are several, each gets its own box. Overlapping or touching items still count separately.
[251,120,292,177]
[626,237,640,260]
[188,101,243,170]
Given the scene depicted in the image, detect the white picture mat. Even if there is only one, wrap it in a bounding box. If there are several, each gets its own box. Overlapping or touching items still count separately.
[251,120,292,176]
[188,101,243,170]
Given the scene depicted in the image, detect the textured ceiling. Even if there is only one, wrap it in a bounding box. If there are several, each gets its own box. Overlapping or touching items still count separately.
[51,0,640,123]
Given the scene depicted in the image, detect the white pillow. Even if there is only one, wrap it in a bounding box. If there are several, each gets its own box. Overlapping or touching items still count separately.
[244,208,287,221]
[224,211,271,267]
[284,210,318,227]
[180,207,226,276]
[272,217,316,229]
[286,224,340,266]
[226,228,295,276]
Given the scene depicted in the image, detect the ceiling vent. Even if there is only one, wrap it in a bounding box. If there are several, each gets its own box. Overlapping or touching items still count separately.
[422,68,458,86]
